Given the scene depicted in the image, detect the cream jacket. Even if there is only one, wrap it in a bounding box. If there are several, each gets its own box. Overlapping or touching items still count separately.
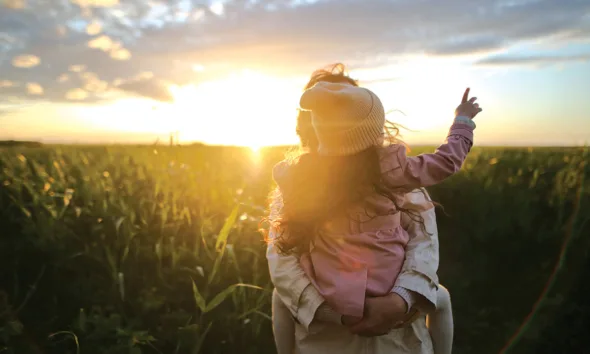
[267,189,440,354]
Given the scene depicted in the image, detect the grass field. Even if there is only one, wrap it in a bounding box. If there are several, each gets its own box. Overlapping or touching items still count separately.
[0,144,589,354]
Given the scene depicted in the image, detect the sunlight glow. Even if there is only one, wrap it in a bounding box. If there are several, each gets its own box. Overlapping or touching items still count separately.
[249,145,262,166]
[86,69,301,147]
[209,1,224,16]
[357,56,476,132]
[166,69,301,147]
[71,59,489,147]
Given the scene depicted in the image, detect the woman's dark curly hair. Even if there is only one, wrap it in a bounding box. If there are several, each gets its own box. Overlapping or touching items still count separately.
[267,63,429,256]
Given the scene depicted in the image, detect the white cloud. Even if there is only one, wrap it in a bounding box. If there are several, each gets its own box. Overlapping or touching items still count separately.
[475,54,590,66]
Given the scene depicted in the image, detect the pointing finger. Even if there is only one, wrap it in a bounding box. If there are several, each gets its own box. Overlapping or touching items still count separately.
[462,88,470,103]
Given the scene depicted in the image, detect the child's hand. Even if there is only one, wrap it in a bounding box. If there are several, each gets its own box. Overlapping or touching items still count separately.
[455,88,482,119]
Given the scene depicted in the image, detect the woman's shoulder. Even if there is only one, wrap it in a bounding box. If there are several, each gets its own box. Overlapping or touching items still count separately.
[269,161,289,219]
[272,153,308,186]
[272,159,292,185]
[402,188,434,212]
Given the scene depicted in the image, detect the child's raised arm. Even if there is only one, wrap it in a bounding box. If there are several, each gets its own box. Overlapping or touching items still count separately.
[381,88,482,192]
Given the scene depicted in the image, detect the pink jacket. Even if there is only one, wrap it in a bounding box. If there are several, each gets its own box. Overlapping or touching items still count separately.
[273,120,474,318]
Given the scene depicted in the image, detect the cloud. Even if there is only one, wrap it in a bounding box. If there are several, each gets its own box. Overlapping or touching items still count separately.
[429,36,507,56]
[0,102,35,116]
[0,0,589,103]
[116,77,174,102]
[475,54,590,66]
[151,0,590,66]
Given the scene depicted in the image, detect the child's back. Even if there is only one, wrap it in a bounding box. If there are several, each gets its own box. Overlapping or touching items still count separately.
[274,147,407,318]
[272,82,479,319]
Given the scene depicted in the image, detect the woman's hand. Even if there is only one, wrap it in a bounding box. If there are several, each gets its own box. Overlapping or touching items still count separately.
[455,88,482,119]
[341,315,363,326]
[346,293,409,337]
[392,308,421,329]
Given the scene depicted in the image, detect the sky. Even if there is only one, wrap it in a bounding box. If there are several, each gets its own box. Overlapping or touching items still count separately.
[0,0,589,147]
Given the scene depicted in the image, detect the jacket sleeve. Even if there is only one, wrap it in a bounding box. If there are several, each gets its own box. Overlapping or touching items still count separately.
[394,188,440,313]
[381,118,474,193]
[266,190,326,331]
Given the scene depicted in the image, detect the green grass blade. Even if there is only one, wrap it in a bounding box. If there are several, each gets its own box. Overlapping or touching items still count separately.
[191,278,206,312]
[204,283,262,313]
[215,205,239,252]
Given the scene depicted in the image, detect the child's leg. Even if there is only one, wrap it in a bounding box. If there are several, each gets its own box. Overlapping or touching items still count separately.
[426,285,454,354]
[272,288,295,354]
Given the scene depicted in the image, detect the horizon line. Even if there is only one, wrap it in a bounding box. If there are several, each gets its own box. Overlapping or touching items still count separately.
[1,140,587,149]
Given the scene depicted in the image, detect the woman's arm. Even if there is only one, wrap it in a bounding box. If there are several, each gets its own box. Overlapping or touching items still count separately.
[393,188,440,314]
[266,190,332,331]
[266,241,327,331]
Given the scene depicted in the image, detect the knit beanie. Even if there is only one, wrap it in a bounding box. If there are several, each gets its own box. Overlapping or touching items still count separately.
[299,82,385,156]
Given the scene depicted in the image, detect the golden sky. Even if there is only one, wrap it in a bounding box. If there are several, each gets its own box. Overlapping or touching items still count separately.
[1,0,590,147]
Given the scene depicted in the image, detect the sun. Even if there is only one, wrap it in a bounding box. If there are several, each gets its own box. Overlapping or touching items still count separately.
[166,69,301,148]
[93,69,301,147]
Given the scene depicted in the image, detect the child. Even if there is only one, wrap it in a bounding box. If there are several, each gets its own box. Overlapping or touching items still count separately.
[270,82,481,354]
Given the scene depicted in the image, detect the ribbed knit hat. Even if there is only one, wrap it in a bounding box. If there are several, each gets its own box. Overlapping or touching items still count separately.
[299,82,385,156]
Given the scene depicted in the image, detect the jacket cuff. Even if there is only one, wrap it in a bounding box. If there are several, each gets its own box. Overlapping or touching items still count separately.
[296,284,325,331]
[453,115,476,129]
[315,303,343,325]
[391,286,416,314]
[448,120,474,143]
[395,272,437,314]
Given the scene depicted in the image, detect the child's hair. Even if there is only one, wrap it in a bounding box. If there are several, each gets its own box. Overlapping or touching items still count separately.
[266,63,429,255]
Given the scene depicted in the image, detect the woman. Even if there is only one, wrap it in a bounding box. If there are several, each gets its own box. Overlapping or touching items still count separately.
[266,64,448,354]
